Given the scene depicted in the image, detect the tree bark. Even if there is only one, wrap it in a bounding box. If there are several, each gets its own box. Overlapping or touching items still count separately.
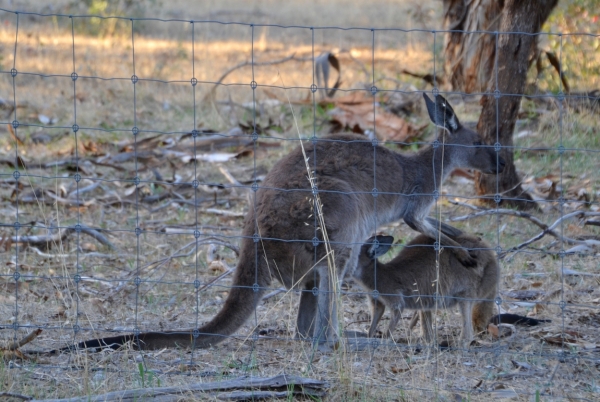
[473,0,558,209]
[443,0,503,93]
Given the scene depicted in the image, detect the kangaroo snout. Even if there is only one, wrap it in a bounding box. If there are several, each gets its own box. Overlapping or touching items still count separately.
[495,155,506,174]
[498,156,506,172]
[483,152,506,174]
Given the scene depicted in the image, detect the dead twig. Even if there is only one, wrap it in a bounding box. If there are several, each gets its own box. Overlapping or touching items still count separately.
[11,225,115,250]
[261,287,286,300]
[196,268,234,293]
[6,329,43,351]
[31,374,327,402]
[67,181,101,199]
[7,122,24,146]
[401,69,445,87]
[449,202,583,244]
[502,211,600,256]
[204,208,245,218]
[20,189,94,207]
[77,225,116,250]
[0,392,32,401]
[1,329,42,363]
[545,51,570,94]
[449,200,600,256]
[110,237,239,298]
[217,166,244,188]
[203,53,298,102]
[340,49,370,82]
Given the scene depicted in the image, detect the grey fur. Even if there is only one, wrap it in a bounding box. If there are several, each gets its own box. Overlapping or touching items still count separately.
[353,233,499,344]
[57,94,505,351]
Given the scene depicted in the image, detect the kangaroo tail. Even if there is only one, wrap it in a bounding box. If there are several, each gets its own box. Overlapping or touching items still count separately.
[54,331,199,353]
[50,249,270,352]
[192,268,269,348]
[490,313,551,327]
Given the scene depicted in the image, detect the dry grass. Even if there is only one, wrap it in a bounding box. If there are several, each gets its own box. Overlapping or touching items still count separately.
[1,1,600,401]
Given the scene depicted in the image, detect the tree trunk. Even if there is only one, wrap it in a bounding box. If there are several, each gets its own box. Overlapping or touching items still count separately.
[443,0,503,93]
[473,0,558,209]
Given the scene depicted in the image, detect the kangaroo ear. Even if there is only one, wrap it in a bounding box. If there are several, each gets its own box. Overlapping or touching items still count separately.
[366,235,394,259]
[423,93,459,133]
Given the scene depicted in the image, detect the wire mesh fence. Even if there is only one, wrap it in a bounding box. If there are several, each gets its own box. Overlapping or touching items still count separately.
[1,5,599,401]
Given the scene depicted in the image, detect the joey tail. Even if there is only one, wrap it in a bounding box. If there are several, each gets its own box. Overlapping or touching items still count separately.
[47,250,271,353]
[490,313,551,327]
[439,313,551,350]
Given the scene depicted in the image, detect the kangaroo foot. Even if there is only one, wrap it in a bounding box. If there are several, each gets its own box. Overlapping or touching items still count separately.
[439,338,474,350]
[454,248,477,268]
[314,338,341,352]
[294,330,313,341]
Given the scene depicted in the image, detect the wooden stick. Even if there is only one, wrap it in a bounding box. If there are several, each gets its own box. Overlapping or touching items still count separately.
[7,123,24,146]
[31,374,328,402]
[11,225,115,250]
[203,54,298,102]
[0,392,32,401]
[450,204,584,245]
[448,200,600,253]
[7,329,43,350]
[503,211,600,256]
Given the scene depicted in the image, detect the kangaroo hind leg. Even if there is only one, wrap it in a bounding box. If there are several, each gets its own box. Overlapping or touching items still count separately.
[296,279,318,339]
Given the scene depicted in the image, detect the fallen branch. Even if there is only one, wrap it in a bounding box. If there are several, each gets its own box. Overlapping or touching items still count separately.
[1,329,43,362]
[196,268,234,293]
[67,181,101,199]
[0,392,32,401]
[217,166,245,188]
[449,203,583,244]
[544,51,570,94]
[502,211,600,256]
[448,201,600,257]
[11,225,115,250]
[19,189,94,207]
[32,374,328,402]
[77,225,116,250]
[107,237,240,298]
[204,208,245,218]
[204,54,298,102]
[401,69,445,87]
[7,122,24,146]
[27,247,69,258]
[6,329,43,351]
[262,287,286,300]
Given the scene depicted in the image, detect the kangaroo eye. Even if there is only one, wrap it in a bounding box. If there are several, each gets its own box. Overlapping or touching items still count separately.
[473,141,482,146]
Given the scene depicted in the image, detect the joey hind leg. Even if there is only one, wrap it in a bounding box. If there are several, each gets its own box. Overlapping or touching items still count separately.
[408,311,419,331]
[368,296,386,338]
[406,213,477,267]
[296,280,318,339]
[425,217,464,239]
[420,311,434,343]
[313,265,340,345]
[313,244,358,346]
[472,300,494,334]
[385,308,403,339]
[459,301,475,343]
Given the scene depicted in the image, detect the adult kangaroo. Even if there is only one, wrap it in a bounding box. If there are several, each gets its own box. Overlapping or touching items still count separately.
[54,94,505,352]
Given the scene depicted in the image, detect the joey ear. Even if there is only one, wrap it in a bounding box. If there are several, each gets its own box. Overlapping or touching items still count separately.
[366,235,394,259]
[423,93,460,133]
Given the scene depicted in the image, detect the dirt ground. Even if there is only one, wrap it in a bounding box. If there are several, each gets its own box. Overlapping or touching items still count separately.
[1,1,599,401]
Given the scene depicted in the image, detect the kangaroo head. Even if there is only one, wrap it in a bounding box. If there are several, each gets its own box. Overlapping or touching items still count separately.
[356,235,394,278]
[423,93,505,175]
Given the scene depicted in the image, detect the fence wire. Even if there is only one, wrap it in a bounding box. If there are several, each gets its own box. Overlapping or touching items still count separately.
[1,7,599,401]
